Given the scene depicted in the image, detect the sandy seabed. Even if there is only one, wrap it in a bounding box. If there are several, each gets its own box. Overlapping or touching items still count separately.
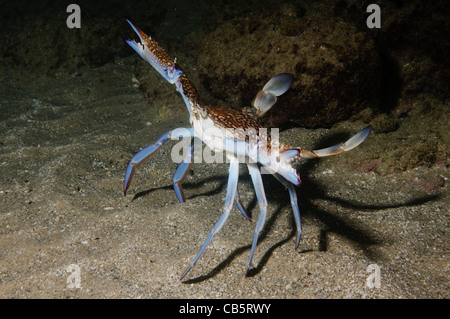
[0,58,448,299]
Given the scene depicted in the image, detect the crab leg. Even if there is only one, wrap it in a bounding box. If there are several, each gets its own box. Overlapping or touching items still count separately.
[173,145,194,203]
[246,163,268,272]
[300,126,373,159]
[235,189,251,221]
[180,156,240,280]
[123,128,193,196]
[272,173,302,249]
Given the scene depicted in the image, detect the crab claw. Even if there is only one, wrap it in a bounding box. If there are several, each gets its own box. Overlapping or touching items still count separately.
[124,19,152,63]
[125,18,148,44]
[252,73,293,117]
[124,19,181,84]
[262,73,294,96]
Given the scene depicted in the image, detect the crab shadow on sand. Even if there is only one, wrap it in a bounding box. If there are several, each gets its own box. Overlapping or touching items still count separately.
[130,134,441,284]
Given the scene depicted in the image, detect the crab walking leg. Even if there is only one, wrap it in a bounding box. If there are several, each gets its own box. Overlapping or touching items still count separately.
[180,156,240,280]
[272,173,302,249]
[173,145,194,203]
[235,188,252,221]
[300,126,373,159]
[172,144,249,221]
[123,128,194,195]
[246,163,268,272]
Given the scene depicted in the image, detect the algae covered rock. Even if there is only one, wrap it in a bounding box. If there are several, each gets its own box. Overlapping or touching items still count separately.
[196,12,381,128]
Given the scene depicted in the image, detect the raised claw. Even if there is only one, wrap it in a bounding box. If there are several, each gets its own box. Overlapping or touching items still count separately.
[125,19,182,84]
[262,73,294,96]
[125,19,203,116]
[252,73,293,117]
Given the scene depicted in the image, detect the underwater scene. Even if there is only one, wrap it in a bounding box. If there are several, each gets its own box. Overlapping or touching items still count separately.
[0,0,448,298]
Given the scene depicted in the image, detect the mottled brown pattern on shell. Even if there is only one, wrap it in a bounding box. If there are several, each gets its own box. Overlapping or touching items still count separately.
[202,106,298,157]
[203,106,261,131]
[142,36,175,67]
[205,106,264,142]
[178,73,202,107]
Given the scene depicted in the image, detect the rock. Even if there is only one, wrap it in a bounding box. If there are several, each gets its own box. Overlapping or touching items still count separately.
[195,12,381,128]
[0,1,167,76]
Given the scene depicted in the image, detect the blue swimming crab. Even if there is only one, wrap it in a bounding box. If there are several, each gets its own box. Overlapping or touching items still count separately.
[122,19,373,279]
